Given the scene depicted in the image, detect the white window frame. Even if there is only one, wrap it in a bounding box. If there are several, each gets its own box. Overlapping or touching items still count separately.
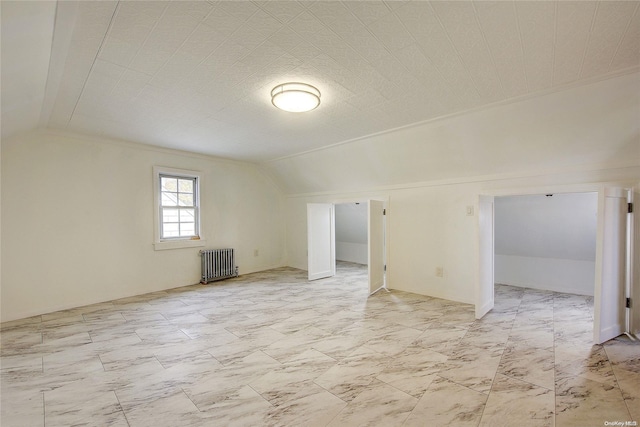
[153,166,206,251]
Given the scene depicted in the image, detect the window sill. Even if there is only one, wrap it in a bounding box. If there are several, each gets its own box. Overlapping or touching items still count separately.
[154,238,206,251]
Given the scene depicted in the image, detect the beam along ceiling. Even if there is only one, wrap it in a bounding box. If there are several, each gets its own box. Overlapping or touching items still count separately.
[2,1,639,162]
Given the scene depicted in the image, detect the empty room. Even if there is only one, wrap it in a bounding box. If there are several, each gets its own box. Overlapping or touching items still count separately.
[1,1,639,426]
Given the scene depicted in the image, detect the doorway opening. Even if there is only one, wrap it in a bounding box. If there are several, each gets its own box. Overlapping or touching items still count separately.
[307,199,387,295]
[335,202,369,272]
[477,187,634,344]
[494,192,597,297]
[494,193,598,337]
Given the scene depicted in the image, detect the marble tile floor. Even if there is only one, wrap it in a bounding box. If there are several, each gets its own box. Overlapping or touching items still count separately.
[1,262,638,426]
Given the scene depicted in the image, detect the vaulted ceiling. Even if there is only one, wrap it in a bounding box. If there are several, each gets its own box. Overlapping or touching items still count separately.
[2,1,639,162]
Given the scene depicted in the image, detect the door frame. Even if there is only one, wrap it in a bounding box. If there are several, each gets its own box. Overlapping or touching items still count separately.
[309,196,390,290]
[632,185,640,336]
[476,184,634,344]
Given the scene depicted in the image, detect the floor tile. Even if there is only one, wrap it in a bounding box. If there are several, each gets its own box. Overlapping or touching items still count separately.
[498,341,555,390]
[195,385,273,426]
[265,387,346,427]
[403,376,487,427]
[1,390,44,427]
[44,389,128,427]
[479,374,554,427]
[555,374,631,426]
[327,380,417,426]
[437,344,503,394]
[314,345,391,402]
[2,262,637,426]
[375,345,447,398]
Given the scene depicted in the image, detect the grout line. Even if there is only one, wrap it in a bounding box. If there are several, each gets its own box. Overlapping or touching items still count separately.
[180,387,202,413]
[311,378,348,405]
[247,383,276,408]
[602,342,635,422]
[112,390,132,427]
[154,355,168,370]
[177,328,192,341]
[204,350,225,367]
[432,374,490,399]
[374,376,422,407]
[475,294,521,424]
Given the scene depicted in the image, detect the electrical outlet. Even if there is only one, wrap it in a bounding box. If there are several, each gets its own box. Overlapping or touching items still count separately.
[254,249,259,257]
[466,206,474,216]
[436,267,443,277]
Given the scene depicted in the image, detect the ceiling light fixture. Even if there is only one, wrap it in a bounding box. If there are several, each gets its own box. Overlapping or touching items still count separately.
[271,82,320,113]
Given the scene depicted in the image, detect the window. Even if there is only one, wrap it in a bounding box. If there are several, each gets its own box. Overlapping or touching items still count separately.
[160,175,197,239]
[153,166,205,250]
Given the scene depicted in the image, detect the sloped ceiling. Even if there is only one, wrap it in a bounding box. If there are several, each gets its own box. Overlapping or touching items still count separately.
[264,71,640,194]
[0,1,56,139]
[2,1,639,163]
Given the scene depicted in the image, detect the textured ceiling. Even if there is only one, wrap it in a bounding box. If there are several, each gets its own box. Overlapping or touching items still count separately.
[3,1,640,162]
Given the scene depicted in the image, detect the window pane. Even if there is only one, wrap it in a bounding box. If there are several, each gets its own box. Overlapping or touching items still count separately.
[161,192,178,206]
[161,177,177,192]
[180,209,195,222]
[157,171,200,241]
[162,208,179,223]
[180,223,195,236]
[178,193,193,206]
[163,223,179,237]
[178,179,193,193]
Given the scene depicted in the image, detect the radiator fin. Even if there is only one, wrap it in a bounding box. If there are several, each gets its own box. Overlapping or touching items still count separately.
[200,248,238,284]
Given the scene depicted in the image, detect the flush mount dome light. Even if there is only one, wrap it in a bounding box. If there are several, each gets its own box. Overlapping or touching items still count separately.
[271,82,320,113]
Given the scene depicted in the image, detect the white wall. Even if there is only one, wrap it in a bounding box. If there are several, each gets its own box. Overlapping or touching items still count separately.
[288,183,493,303]
[1,129,286,322]
[264,72,640,196]
[280,72,640,305]
[495,255,595,295]
[286,171,638,304]
[335,203,368,264]
[494,193,597,295]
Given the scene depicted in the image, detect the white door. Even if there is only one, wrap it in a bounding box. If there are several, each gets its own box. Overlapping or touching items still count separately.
[368,200,385,295]
[627,188,637,335]
[632,186,640,336]
[594,187,628,344]
[476,195,495,319]
[307,203,335,281]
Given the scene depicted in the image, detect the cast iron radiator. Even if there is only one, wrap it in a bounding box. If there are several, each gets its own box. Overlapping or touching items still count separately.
[199,248,238,284]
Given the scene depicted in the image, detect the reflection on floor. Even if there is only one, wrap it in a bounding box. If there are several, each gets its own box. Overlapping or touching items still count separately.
[1,262,638,426]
